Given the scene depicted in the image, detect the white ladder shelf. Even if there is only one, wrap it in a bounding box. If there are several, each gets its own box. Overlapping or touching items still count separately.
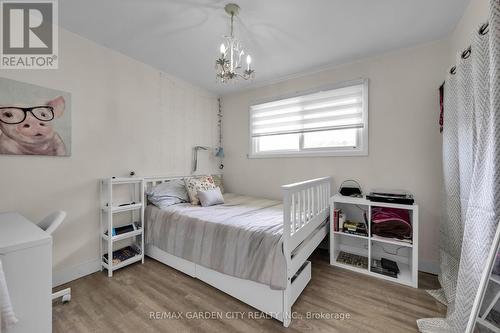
[476,275,500,333]
[99,177,145,277]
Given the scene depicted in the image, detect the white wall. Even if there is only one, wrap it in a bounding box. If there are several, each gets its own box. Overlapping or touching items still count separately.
[0,28,219,285]
[221,40,450,272]
[449,0,490,64]
[0,0,488,283]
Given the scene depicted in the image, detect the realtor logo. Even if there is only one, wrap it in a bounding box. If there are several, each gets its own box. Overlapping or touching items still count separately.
[0,0,58,69]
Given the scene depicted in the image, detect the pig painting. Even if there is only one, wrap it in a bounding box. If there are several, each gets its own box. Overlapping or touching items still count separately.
[0,78,71,157]
[0,97,67,156]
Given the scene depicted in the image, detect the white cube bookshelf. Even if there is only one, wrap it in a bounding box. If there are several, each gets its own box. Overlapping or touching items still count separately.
[100,177,145,277]
[329,194,418,288]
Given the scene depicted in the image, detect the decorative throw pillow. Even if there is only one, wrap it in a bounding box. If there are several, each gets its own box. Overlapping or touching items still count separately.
[198,187,224,207]
[184,175,216,205]
[146,179,189,209]
[211,174,225,194]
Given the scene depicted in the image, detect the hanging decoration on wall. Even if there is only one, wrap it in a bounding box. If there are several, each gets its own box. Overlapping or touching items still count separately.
[0,77,71,156]
[215,97,224,169]
[215,3,255,83]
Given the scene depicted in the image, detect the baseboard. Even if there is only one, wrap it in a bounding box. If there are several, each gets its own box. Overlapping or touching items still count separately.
[419,260,440,275]
[51,256,440,287]
[53,258,101,287]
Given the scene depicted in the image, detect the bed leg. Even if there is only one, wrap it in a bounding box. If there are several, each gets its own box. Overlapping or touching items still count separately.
[283,311,291,327]
[282,288,292,327]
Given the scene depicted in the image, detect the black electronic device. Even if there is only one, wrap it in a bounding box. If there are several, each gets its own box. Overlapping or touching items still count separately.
[339,180,362,197]
[118,202,136,207]
[366,190,414,205]
[370,259,398,278]
[381,258,400,274]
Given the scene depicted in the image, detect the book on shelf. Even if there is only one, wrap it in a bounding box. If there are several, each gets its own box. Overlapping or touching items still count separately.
[103,245,141,265]
[333,209,340,231]
[342,221,368,237]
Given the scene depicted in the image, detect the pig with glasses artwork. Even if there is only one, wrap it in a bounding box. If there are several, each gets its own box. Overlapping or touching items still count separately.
[0,97,66,156]
[0,78,71,157]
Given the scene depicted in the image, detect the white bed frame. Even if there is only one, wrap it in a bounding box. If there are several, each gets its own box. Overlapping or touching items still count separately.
[143,176,331,327]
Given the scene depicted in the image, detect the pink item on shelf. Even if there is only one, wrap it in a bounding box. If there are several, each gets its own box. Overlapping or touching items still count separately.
[371,207,412,240]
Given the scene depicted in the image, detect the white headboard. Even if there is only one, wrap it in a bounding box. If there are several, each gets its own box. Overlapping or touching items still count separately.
[143,174,223,193]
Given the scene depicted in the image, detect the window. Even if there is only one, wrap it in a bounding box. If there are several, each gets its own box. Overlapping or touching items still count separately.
[249,79,368,157]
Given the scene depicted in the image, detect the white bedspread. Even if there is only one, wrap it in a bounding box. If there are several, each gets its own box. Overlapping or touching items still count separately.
[0,259,17,331]
[145,193,287,289]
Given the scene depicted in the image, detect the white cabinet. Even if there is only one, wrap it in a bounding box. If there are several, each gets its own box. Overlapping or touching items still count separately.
[0,213,52,333]
[329,195,419,288]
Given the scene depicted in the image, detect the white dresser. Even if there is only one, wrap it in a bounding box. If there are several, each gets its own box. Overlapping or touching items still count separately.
[0,213,52,333]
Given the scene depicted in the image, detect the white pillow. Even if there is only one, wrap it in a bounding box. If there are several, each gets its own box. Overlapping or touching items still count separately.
[197,187,224,207]
[184,175,216,205]
[146,179,189,209]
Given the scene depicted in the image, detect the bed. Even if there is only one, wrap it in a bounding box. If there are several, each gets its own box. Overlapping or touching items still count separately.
[143,176,331,327]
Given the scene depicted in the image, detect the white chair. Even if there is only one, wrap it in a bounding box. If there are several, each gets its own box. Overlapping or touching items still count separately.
[38,211,71,303]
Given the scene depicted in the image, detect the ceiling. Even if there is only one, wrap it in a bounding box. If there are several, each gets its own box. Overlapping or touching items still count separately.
[59,0,469,94]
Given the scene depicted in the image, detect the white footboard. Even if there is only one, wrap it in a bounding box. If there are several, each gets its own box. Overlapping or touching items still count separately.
[281,177,331,327]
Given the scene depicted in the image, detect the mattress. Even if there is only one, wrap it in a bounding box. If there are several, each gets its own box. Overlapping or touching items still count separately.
[145,193,287,289]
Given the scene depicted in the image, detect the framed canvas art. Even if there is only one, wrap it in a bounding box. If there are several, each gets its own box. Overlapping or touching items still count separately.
[0,77,71,156]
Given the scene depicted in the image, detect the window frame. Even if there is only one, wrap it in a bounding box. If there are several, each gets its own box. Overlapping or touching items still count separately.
[247,79,369,158]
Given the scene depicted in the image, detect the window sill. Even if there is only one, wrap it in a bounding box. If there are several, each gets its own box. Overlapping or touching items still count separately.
[247,149,368,159]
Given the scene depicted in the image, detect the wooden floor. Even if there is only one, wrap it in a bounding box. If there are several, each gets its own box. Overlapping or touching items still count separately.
[53,250,446,333]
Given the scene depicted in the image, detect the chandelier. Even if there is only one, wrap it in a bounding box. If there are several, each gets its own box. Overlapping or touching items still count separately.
[215,3,254,83]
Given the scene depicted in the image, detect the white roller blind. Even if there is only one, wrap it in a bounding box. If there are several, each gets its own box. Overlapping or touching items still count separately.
[250,83,366,137]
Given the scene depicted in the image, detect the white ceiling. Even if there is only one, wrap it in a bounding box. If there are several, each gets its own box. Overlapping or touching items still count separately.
[59,0,469,94]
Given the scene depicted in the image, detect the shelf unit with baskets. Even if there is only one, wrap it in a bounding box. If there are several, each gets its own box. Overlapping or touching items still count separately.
[100,177,144,277]
[329,194,418,288]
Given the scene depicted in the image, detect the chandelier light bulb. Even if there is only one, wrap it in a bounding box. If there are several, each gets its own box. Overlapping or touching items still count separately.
[220,43,226,55]
[246,55,251,70]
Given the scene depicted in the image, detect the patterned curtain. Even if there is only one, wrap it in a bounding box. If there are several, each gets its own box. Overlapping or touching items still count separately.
[418,0,500,331]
